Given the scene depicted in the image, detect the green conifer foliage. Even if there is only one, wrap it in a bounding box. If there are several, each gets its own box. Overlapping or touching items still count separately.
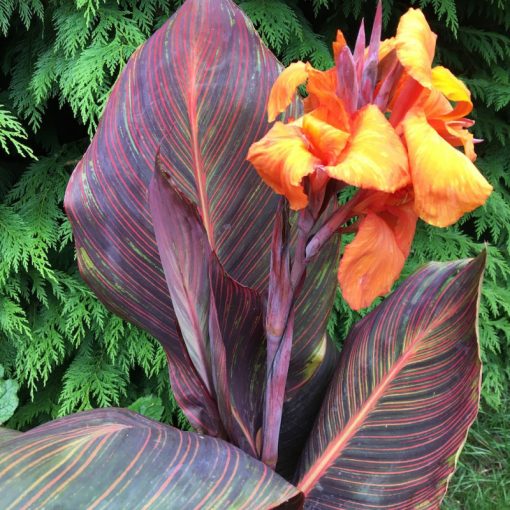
[0,0,508,437]
[0,1,189,429]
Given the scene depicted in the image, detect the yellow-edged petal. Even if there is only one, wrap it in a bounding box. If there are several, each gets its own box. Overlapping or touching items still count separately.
[379,37,397,61]
[301,111,350,165]
[247,121,319,210]
[267,62,309,122]
[431,66,471,103]
[338,213,406,310]
[403,110,492,227]
[431,65,472,118]
[396,8,436,88]
[326,104,410,191]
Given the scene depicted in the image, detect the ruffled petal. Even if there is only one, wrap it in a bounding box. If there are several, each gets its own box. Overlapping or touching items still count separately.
[419,87,453,118]
[381,202,418,257]
[338,213,407,310]
[426,115,477,161]
[267,62,309,122]
[403,110,492,226]
[396,8,436,88]
[301,111,350,165]
[431,66,472,118]
[305,67,351,130]
[247,122,319,210]
[445,124,477,161]
[326,104,410,191]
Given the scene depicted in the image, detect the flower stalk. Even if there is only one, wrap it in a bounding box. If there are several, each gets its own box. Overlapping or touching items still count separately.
[262,198,324,467]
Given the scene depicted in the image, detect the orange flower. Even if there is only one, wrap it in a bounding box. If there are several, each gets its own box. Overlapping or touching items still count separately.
[336,8,491,309]
[388,9,493,227]
[247,4,493,310]
[247,32,410,210]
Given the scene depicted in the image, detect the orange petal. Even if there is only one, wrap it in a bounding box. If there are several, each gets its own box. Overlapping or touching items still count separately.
[419,87,453,118]
[426,114,477,161]
[352,189,417,256]
[446,124,477,161]
[332,30,347,61]
[326,104,410,191]
[353,187,415,215]
[381,202,418,257]
[305,67,351,131]
[301,111,350,165]
[396,9,436,88]
[379,37,397,61]
[352,189,392,215]
[431,65,472,118]
[267,62,309,122]
[403,111,492,227]
[389,76,425,128]
[247,121,320,210]
[338,213,407,310]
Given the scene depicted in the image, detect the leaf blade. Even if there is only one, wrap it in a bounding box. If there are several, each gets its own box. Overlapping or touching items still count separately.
[149,161,224,436]
[64,0,339,469]
[209,252,266,457]
[0,409,303,509]
[297,254,485,509]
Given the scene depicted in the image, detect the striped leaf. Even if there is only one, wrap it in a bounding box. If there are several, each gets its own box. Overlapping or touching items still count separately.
[209,251,266,458]
[150,160,266,451]
[149,162,224,436]
[278,231,340,477]
[0,429,20,446]
[64,0,339,470]
[297,253,485,509]
[0,409,303,509]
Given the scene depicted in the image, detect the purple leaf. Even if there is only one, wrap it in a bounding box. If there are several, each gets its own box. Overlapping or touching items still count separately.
[297,254,485,509]
[65,0,339,469]
[209,252,266,457]
[0,409,304,509]
[149,161,225,436]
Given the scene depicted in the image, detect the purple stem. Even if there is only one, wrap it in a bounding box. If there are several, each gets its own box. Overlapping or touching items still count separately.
[262,209,313,468]
[262,309,295,468]
[262,189,360,467]
[291,209,314,290]
[305,195,360,261]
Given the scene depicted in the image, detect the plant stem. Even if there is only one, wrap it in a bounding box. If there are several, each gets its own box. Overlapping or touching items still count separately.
[262,190,359,467]
[291,209,314,290]
[262,310,295,468]
[262,208,313,468]
[305,193,360,261]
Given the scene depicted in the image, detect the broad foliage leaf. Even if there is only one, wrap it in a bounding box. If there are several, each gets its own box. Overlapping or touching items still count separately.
[296,254,485,509]
[65,0,339,470]
[149,164,223,436]
[0,429,20,446]
[0,409,303,509]
[150,164,266,453]
[209,251,266,458]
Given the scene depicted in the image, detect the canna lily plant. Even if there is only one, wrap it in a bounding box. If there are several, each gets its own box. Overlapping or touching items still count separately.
[0,0,492,508]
